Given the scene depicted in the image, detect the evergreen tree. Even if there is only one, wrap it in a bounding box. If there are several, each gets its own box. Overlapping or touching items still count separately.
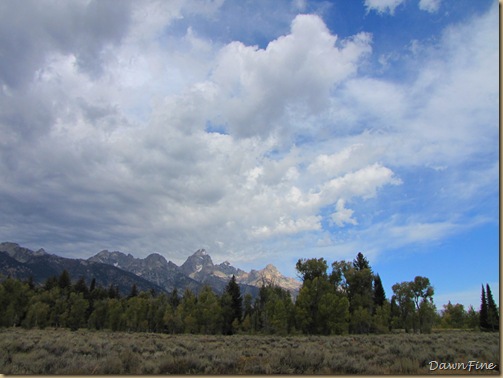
[486,284,499,331]
[220,292,234,335]
[169,288,180,309]
[226,276,243,323]
[89,278,96,293]
[128,284,138,299]
[108,284,120,299]
[353,252,370,271]
[221,276,242,334]
[44,275,59,291]
[373,274,386,309]
[479,285,489,331]
[74,277,89,298]
[58,270,71,290]
[243,293,254,319]
[346,253,374,333]
[25,275,35,291]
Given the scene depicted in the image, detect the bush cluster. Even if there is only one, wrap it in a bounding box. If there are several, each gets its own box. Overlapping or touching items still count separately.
[0,328,499,374]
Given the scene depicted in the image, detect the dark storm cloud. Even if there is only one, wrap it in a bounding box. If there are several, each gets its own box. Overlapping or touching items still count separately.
[0,0,132,89]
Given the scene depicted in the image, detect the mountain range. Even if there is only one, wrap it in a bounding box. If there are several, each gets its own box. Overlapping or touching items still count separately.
[0,242,301,298]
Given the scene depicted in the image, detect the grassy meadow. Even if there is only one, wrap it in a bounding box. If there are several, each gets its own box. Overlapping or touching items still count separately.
[0,328,499,374]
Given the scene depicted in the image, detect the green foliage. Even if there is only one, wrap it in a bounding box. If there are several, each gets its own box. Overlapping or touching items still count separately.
[0,328,498,374]
[0,253,472,337]
[295,259,350,335]
[58,270,71,290]
[392,277,435,333]
[196,286,222,334]
[221,276,242,334]
[296,258,328,282]
[440,301,466,329]
[373,274,386,309]
[485,284,499,331]
[392,282,416,332]
[479,285,489,330]
[62,292,89,331]
[0,278,32,327]
[480,284,499,332]
[24,300,50,329]
[353,252,370,271]
[465,305,479,330]
[372,301,391,333]
[179,289,198,334]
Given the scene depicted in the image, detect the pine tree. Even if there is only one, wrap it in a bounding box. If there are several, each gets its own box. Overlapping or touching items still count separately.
[89,278,96,293]
[58,270,71,290]
[74,277,89,298]
[479,285,489,331]
[128,284,138,299]
[221,276,242,334]
[169,288,180,309]
[373,274,386,309]
[346,253,374,332]
[353,252,370,271]
[227,275,243,323]
[486,284,499,331]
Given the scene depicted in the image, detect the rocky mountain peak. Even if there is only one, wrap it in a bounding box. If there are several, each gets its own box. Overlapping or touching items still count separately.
[144,253,168,268]
[0,242,48,263]
[196,248,207,255]
[180,249,214,279]
[264,264,279,272]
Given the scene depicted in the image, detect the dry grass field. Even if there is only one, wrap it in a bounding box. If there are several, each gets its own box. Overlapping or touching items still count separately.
[0,328,499,374]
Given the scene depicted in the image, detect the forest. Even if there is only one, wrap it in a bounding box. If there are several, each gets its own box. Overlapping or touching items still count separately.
[0,252,498,335]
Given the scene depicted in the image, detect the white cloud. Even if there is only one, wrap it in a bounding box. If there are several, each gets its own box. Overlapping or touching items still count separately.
[364,0,405,15]
[418,0,441,13]
[0,1,497,274]
[209,14,372,138]
[331,199,358,227]
[365,0,441,15]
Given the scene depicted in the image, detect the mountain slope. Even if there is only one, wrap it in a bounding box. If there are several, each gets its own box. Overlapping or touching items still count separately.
[0,242,166,296]
[178,250,299,297]
[0,242,301,298]
[88,250,201,293]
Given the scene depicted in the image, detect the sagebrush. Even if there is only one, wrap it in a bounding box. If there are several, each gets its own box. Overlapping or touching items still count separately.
[0,328,499,374]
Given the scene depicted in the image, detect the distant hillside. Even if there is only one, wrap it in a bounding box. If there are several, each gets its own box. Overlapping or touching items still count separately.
[0,242,301,298]
[0,242,166,296]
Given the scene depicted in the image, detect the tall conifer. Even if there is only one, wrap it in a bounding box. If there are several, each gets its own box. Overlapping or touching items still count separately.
[486,284,499,331]
[373,274,386,309]
[479,285,489,331]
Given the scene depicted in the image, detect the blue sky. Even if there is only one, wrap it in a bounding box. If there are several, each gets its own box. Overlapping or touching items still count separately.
[0,0,498,310]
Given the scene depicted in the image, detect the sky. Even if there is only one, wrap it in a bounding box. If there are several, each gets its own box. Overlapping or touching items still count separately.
[0,0,498,310]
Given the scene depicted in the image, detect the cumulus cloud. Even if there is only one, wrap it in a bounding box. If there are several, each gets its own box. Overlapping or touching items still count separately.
[0,0,497,271]
[208,14,372,138]
[418,0,441,13]
[0,0,132,88]
[331,199,358,227]
[365,0,441,15]
[364,0,405,15]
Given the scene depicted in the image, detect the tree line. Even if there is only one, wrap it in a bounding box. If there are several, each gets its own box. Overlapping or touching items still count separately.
[0,252,498,335]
